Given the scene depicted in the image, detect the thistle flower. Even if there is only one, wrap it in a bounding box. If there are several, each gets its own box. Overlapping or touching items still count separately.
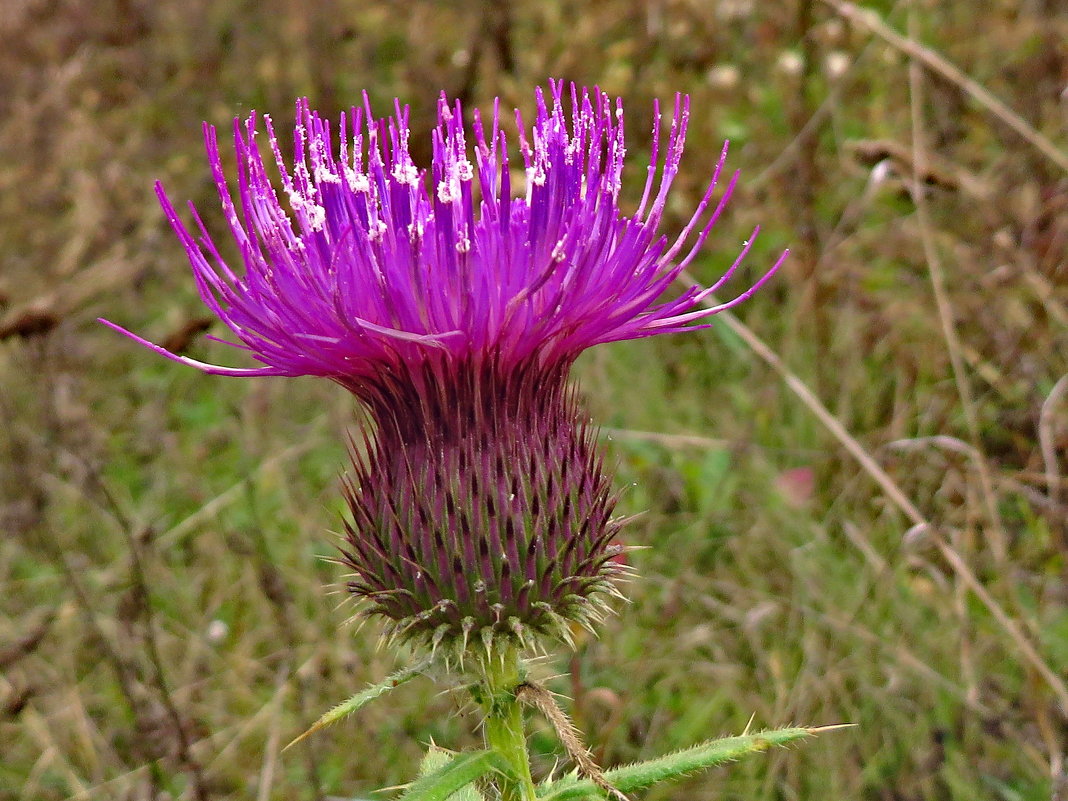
[103,82,785,654]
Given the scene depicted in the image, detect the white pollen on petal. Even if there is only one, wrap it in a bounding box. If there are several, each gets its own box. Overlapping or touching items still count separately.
[368,219,388,242]
[455,160,474,182]
[393,163,419,185]
[437,180,455,204]
[314,163,341,184]
[286,188,309,214]
[551,240,567,262]
[344,169,370,194]
[305,204,326,231]
[294,162,316,195]
[455,237,471,253]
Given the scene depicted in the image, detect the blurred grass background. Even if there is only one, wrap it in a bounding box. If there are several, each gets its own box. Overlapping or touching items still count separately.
[2,0,1067,799]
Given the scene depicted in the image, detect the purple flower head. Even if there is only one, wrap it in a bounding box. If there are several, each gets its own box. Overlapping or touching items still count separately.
[102,81,783,396]
[104,83,784,654]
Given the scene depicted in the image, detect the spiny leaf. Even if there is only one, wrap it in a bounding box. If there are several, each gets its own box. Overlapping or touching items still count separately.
[537,727,836,801]
[284,655,433,751]
[418,747,489,801]
[397,749,509,801]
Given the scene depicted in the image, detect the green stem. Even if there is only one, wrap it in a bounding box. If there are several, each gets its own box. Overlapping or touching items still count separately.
[477,646,537,801]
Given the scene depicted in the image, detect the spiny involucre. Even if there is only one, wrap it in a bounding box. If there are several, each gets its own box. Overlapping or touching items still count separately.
[103,81,786,654]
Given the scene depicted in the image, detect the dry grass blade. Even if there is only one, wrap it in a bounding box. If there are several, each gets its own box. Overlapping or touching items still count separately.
[0,608,54,670]
[0,255,139,340]
[821,0,1068,173]
[678,273,1068,714]
[905,9,1007,563]
[1039,375,1068,515]
[154,439,320,552]
[517,681,627,801]
[1039,374,1068,554]
[254,667,292,801]
[600,427,730,451]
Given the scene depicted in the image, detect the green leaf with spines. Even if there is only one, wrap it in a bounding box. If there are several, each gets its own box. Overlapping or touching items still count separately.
[284,655,433,750]
[537,727,834,801]
[418,747,489,801]
[396,749,509,801]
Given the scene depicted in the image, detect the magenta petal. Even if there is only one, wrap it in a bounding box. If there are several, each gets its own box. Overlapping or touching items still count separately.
[104,82,782,398]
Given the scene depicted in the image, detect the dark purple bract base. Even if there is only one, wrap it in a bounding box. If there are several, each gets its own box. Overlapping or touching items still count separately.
[340,354,624,651]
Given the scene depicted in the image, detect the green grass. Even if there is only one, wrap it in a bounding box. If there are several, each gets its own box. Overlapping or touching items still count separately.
[2,1,1067,799]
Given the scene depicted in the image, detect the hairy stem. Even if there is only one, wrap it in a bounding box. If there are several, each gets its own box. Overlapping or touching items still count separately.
[477,647,537,801]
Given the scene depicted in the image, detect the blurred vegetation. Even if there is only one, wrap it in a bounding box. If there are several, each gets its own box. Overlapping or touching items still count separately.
[2,0,1067,799]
